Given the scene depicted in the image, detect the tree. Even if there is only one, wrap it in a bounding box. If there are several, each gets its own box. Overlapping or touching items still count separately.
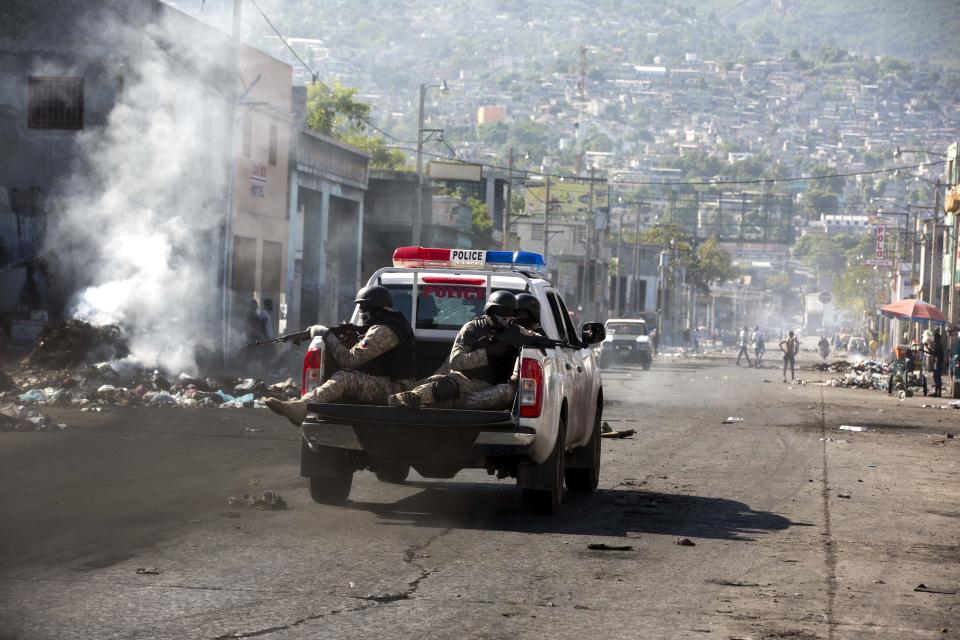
[467,196,494,247]
[690,237,739,292]
[305,82,409,171]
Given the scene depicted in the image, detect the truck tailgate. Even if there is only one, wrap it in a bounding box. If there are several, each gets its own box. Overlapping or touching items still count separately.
[302,403,533,464]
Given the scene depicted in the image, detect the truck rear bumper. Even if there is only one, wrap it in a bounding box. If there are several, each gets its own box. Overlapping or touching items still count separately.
[301,403,536,464]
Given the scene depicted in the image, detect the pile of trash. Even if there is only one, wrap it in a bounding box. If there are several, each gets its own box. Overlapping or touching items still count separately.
[0,402,65,432]
[227,491,287,510]
[4,366,301,410]
[28,320,129,368]
[813,360,892,391]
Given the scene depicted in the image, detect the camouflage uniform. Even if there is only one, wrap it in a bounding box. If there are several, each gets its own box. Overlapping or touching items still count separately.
[400,316,532,410]
[305,324,415,405]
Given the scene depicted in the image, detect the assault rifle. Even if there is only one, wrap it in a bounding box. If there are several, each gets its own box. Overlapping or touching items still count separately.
[245,323,364,348]
[473,324,564,351]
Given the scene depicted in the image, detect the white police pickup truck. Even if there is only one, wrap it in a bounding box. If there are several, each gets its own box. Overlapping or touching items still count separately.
[298,246,605,515]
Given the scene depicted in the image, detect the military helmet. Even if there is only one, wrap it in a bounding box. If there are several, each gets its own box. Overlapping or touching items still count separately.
[516,293,540,317]
[483,290,518,316]
[354,284,393,309]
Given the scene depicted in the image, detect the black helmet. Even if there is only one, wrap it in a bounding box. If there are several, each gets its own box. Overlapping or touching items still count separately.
[516,293,540,317]
[354,285,393,309]
[483,290,518,316]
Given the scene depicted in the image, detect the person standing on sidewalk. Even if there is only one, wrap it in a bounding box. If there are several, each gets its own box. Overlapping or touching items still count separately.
[925,329,945,397]
[752,326,765,367]
[779,330,799,382]
[735,325,753,367]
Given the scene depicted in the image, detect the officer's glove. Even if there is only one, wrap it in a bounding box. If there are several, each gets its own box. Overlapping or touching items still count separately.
[309,324,330,338]
[485,341,510,357]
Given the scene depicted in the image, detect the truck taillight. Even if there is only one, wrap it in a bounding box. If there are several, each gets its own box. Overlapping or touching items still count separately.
[519,357,544,418]
[301,344,323,397]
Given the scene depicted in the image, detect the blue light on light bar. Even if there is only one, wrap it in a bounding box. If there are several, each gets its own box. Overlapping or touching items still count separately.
[485,250,547,274]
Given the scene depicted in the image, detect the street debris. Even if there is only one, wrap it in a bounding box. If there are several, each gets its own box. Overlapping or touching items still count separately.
[722,417,744,424]
[706,579,760,587]
[29,320,129,368]
[837,492,851,499]
[135,566,160,575]
[838,425,868,432]
[819,360,891,390]
[676,537,696,546]
[587,543,633,551]
[601,422,635,438]
[227,491,287,510]
[914,584,958,595]
[0,402,66,432]
[819,437,847,444]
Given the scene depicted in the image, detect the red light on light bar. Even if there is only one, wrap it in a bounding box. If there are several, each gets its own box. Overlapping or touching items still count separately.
[393,246,451,267]
[421,276,486,285]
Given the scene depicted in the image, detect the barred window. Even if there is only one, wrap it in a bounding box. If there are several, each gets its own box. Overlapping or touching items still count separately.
[531,222,544,241]
[28,77,84,129]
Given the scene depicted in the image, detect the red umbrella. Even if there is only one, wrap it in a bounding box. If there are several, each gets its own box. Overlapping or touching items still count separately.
[880,299,947,325]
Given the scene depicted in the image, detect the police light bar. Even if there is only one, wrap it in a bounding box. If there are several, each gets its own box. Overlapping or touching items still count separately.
[392,246,547,274]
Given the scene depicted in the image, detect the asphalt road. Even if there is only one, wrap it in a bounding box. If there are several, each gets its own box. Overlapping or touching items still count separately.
[1,356,958,639]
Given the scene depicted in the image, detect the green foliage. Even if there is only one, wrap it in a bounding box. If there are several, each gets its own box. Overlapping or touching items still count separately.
[467,196,494,246]
[639,225,738,293]
[306,82,408,171]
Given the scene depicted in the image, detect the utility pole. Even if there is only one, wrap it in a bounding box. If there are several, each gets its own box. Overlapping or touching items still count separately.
[220,0,242,363]
[542,176,551,264]
[503,147,513,250]
[614,202,623,317]
[580,166,596,318]
[633,201,642,315]
[575,45,587,177]
[414,83,427,246]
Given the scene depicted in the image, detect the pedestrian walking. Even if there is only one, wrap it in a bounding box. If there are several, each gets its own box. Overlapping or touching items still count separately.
[752,326,765,367]
[779,330,799,382]
[735,325,753,367]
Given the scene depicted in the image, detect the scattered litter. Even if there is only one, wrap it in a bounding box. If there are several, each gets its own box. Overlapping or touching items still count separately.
[348,581,356,588]
[135,566,160,575]
[587,543,633,551]
[227,491,287,510]
[676,537,696,546]
[244,427,263,433]
[721,417,744,424]
[220,511,242,518]
[947,433,955,439]
[837,492,851,499]
[898,389,913,399]
[819,437,847,444]
[706,579,759,587]
[914,584,958,595]
[839,425,868,432]
[600,422,635,438]
[0,403,66,432]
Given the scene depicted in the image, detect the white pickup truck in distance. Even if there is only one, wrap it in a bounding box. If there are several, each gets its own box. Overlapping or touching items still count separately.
[298,246,605,515]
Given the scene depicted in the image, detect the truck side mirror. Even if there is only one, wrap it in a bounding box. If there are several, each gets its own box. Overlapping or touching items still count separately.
[581,322,606,345]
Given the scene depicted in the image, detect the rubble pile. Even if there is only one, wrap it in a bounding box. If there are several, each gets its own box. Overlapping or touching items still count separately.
[227,491,287,510]
[819,360,892,390]
[0,402,65,432]
[4,366,301,411]
[2,321,302,411]
[28,320,129,368]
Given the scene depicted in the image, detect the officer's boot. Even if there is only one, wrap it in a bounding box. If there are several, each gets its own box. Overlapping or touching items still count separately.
[265,398,308,426]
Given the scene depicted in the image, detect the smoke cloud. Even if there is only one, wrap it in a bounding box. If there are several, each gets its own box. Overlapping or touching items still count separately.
[49,6,233,374]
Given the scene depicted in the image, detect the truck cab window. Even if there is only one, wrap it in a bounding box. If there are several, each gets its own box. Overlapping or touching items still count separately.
[545,292,569,344]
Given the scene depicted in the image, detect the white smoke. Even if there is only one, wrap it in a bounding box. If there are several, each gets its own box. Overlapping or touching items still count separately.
[50,6,233,374]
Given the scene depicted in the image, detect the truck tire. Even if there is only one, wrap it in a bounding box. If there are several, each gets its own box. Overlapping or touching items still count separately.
[565,405,601,492]
[308,472,352,505]
[521,416,566,515]
[374,463,411,484]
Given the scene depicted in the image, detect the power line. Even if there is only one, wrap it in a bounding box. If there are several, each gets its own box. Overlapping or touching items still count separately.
[246,0,415,144]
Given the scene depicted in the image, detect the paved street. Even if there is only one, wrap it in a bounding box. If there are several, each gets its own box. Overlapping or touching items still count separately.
[1,356,958,640]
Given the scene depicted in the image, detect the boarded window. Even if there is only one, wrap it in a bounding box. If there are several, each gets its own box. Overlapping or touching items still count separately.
[28,77,84,129]
[242,114,252,157]
[268,124,278,166]
[231,236,257,291]
[261,240,283,292]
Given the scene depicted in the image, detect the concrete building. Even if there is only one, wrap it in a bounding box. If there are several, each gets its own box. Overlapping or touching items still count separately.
[476,105,506,126]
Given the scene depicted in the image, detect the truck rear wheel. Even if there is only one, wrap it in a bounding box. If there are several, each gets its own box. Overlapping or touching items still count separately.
[374,462,411,484]
[308,472,352,505]
[565,406,601,492]
[521,417,566,515]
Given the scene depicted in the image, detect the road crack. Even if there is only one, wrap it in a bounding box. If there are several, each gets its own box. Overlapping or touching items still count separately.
[210,601,379,639]
[818,387,838,640]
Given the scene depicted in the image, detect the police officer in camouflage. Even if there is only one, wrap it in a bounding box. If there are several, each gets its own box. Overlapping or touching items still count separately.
[265,285,416,426]
[388,290,528,410]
